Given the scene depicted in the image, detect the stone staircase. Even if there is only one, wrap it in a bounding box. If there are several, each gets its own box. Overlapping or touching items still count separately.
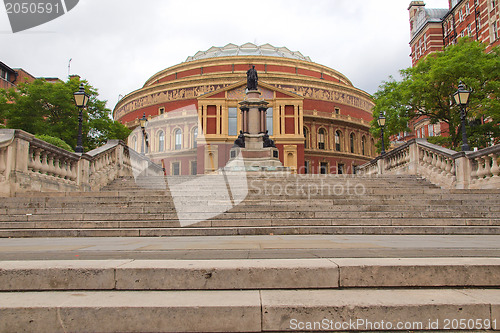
[0,174,499,237]
[0,258,499,332]
[1,174,500,332]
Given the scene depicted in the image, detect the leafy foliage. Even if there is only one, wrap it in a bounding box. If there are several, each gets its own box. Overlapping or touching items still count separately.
[372,38,499,150]
[0,77,131,151]
[35,134,74,152]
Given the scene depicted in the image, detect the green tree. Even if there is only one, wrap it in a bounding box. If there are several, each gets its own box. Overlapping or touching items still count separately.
[0,77,131,151]
[372,38,499,151]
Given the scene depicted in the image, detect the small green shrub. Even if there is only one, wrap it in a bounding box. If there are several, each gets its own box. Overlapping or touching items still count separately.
[35,134,75,152]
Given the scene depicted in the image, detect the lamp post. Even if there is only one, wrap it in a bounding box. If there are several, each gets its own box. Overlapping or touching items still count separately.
[73,83,90,154]
[140,112,149,154]
[377,113,386,155]
[453,81,471,152]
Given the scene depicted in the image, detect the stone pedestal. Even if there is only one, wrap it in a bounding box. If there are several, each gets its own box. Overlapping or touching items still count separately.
[225,89,287,172]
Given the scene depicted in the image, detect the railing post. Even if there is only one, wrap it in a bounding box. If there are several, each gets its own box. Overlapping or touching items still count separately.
[76,155,91,191]
[454,153,470,189]
[408,141,419,175]
[377,157,385,175]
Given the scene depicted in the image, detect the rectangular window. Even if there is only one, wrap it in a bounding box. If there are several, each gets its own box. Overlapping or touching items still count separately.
[320,162,328,175]
[159,107,165,115]
[228,107,238,136]
[172,162,180,176]
[334,107,340,115]
[191,161,197,175]
[284,105,295,134]
[266,108,273,135]
[466,3,470,15]
[428,124,434,137]
[494,22,499,40]
[304,161,310,174]
[338,163,344,175]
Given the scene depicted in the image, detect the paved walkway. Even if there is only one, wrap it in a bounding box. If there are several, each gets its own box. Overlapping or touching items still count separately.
[1,235,500,260]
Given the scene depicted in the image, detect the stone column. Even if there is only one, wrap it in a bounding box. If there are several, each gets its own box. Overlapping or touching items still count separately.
[259,107,267,134]
[241,107,249,134]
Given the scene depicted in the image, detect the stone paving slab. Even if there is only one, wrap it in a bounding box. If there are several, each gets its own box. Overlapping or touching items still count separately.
[115,259,339,290]
[334,258,500,287]
[261,289,500,332]
[0,260,132,291]
[0,290,261,333]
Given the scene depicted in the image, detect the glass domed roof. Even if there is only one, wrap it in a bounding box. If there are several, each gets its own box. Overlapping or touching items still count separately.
[185,43,312,62]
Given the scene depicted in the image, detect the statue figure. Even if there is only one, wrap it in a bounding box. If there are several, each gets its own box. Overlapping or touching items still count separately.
[234,130,246,148]
[263,130,276,148]
[246,65,258,91]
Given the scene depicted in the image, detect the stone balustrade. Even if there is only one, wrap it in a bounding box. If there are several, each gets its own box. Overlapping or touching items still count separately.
[357,138,500,189]
[0,129,163,196]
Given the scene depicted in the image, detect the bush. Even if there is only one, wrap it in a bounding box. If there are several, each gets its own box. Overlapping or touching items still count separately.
[35,134,75,152]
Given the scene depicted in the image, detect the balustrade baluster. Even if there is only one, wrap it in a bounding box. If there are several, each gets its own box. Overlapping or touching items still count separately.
[490,154,500,178]
[33,149,42,173]
[47,154,55,177]
[40,152,49,175]
[54,156,62,179]
[483,155,492,180]
[444,158,452,176]
[475,157,485,184]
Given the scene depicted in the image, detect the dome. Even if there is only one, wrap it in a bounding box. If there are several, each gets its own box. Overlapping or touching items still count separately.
[185,43,312,63]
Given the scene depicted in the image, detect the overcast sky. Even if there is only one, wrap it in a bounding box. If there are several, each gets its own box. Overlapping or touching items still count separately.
[1,0,450,112]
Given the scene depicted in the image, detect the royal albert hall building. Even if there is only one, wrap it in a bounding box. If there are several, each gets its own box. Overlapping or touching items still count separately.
[113,43,377,175]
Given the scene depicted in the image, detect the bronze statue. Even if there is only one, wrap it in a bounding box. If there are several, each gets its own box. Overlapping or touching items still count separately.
[246,65,258,91]
[263,130,276,148]
[234,130,246,148]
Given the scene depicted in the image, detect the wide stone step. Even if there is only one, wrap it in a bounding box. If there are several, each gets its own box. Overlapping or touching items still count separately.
[1,258,499,291]
[1,289,498,332]
[1,210,498,223]
[1,216,499,229]
[3,289,497,332]
[2,225,500,237]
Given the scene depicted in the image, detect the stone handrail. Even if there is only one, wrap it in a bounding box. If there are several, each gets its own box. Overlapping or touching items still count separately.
[0,129,163,196]
[357,138,500,189]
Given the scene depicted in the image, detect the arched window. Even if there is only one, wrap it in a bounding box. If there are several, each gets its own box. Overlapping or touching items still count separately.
[158,131,165,152]
[174,129,182,150]
[192,127,198,148]
[350,133,356,154]
[318,128,326,150]
[361,136,366,156]
[335,131,342,152]
[131,136,137,151]
[303,127,309,149]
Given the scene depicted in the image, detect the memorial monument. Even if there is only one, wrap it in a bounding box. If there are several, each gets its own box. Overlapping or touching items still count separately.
[225,66,284,171]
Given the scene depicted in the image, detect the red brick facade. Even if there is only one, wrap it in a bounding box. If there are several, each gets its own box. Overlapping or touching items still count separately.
[115,44,376,175]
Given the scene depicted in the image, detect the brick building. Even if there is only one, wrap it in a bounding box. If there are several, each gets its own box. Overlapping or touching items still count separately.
[0,61,60,90]
[398,0,500,146]
[409,0,499,65]
[113,43,377,175]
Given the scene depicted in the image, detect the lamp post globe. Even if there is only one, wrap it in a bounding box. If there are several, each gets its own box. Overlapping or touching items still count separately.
[453,81,471,152]
[73,83,89,154]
